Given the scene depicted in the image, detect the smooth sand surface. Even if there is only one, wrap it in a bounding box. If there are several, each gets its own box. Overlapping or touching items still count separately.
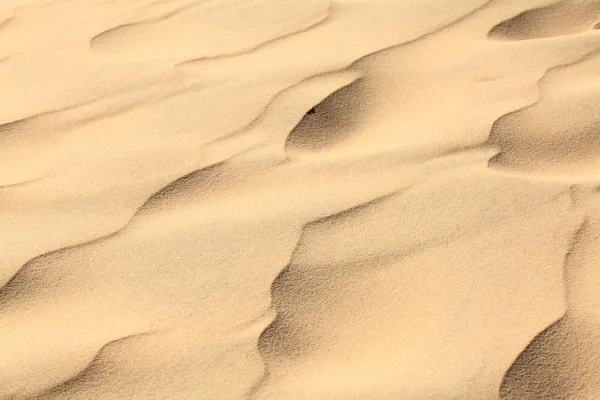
[2,0,600,398]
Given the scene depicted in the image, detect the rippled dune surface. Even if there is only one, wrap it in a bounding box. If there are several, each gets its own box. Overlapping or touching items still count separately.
[3,0,600,399]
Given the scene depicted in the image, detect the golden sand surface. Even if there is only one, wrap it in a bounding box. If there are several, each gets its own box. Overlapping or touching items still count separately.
[2,0,600,398]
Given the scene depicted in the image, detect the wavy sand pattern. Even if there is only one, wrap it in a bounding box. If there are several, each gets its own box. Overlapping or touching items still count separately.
[2,0,600,398]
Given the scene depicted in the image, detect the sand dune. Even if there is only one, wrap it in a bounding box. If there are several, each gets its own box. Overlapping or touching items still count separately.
[3,0,600,399]
[489,0,600,40]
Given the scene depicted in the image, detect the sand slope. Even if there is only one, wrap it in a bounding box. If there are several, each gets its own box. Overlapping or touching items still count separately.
[2,0,600,398]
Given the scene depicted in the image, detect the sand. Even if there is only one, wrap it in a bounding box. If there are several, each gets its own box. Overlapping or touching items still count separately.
[2,0,600,398]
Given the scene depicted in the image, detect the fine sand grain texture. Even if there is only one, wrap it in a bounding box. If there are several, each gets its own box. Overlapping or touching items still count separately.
[3,0,600,399]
